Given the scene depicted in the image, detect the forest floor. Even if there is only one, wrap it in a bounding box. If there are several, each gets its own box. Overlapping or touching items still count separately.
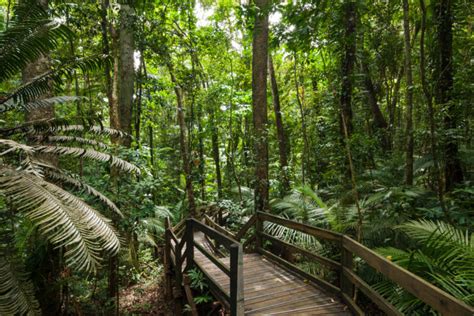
[120,275,174,315]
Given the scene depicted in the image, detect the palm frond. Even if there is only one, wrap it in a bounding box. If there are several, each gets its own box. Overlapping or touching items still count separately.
[0,96,84,114]
[34,145,140,174]
[1,55,111,106]
[0,118,70,137]
[44,168,123,217]
[0,256,41,316]
[0,3,73,81]
[46,135,109,149]
[375,220,474,310]
[0,139,33,156]
[271,186,328,225]
[58,125,128,138]
[0,168,120,272]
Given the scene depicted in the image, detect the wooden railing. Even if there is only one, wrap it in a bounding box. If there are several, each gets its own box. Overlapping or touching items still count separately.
[164,217,244,316]
[254,211,474,316]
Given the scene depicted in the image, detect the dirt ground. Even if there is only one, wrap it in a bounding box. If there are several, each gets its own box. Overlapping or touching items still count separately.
[120,276,174,316]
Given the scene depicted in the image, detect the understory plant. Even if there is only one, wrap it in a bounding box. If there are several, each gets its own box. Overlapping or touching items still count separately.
[373,220,474,314]
[0,2,138,314]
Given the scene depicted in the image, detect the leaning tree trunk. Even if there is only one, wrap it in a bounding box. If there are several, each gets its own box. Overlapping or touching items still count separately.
[435,0,463,191]
[268,54,290,196]
[403,0,414,185]
[252,0,270,212]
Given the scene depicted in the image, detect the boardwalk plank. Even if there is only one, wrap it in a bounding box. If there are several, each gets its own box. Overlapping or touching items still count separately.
[188,231,350,315]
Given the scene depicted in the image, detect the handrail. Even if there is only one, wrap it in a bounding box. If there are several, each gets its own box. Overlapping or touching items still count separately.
[342,235,474,316]
[204,214,237,240]
[235,214,257,241]
[257,211,342,242]
[256,212,343,297]
[182,218,244,316]
[253,212,474,316]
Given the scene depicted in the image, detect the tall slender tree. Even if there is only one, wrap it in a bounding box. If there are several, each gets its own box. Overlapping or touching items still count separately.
[403,0,414,185]
[252,0,270,212]
[117,2,135,147]
[435,0,463,191]
[268,54,290,196]
[339,1,357,138]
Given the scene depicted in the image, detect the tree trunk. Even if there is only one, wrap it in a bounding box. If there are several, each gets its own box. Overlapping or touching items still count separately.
[135,50,145,147]
[361,57,390,151]
[339,1,357,138]
[294,53,309,185]
[252,0,270,212]
[117,2,134,147]
[403,0,414,185]
[420,0,449,220]
[268,54,290,196]
[107,3,135,312]
[435,0,463,191]
[167,63,196,216]
[210,108,223,200]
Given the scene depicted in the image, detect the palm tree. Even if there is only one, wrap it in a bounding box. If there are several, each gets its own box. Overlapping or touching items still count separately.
[0,3,138,314]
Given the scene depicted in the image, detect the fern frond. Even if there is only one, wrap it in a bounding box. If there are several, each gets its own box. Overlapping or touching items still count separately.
[0,256,41,316]
[0,168,120,272]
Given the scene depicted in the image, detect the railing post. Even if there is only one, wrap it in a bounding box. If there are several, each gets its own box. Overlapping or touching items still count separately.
[230,243,244,316]
[185,219,194,272]
[255,212,262,252]
[164,218,172,300]
[341,236,354,298]
[218,208,223,225]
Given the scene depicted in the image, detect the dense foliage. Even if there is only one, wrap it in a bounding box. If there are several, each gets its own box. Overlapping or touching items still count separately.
[0,0,472,314]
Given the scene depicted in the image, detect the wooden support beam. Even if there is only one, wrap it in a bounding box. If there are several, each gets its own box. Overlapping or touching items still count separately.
[183,274,199,316]
[343,267,402,316]
[164,219,172,300]
[205,214,237,239]
[185,219,194,272]
[340,244,354,299]
[235,214,257,241]
[194,242,230,276]
[229,243,244,316]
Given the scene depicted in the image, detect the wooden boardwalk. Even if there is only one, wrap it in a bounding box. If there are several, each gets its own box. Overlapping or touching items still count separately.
[194,249,351,315]
[164,212,474,316]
